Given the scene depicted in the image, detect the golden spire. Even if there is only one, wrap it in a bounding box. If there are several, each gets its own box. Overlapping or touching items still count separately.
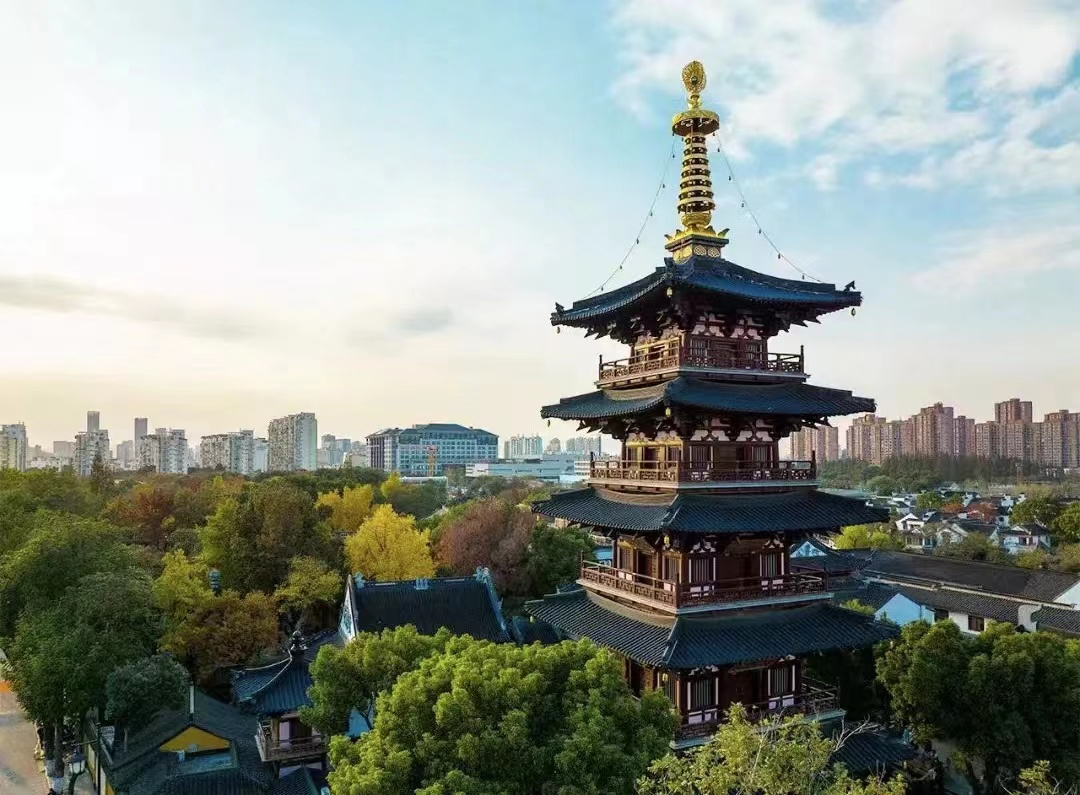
[666,61,727,254]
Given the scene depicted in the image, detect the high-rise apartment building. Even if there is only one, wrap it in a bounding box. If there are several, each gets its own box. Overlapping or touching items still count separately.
[252,438,269,473]
[846,414,884,463]
[366,423,497,476]
[53,440,75,458]
[1003,421,1036,462]
[995,398,1033,425]
[544,437,562,455]
[1,423,28,471]
[1039,411,1079,468]
[563,436,603,457]
[200,430,255,474]
[87,411,100,433]
[974,422,1001,459]
[953,416,976,457]
[789,426,839,462]
[116,440,136,468]
[913,403,954,456]
[268,412,317,472]
[137,428,188,474]
[503,434,544,459]
[135,417,148,443]
[74,430,111,477]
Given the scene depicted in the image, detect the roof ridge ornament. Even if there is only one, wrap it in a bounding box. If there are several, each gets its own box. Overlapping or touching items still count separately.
[666,61,728,260]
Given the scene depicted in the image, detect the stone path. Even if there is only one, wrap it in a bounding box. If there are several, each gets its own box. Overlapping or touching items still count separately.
[0,679,42,795]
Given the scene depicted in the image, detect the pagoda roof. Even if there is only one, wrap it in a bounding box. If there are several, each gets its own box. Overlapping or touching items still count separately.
[525,589,897,669]
[540,378,874,423]
[232,631,339,715]
[552,255,861,338]
[533,487,888,534]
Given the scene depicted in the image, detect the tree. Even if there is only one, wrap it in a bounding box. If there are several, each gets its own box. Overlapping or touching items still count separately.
[327,637,676,795]
[89,452,114,495]
[380,473,446,519]
[1053,504,1080,544]
[865,475,899,496]
[0,468,102,517]
[301,625,454,737]
[199,479,334,593]
[1011,496,1064,529]
[5,572,160,767]
[833,524,903,551]
[1016,549,1054,570]
[436,498,533,595]
[160,590,279,683]
[345,505,435,582]
[915,491,944,511]
[933,534,1013,564]
[152,550,214,631]
[525,524,595,596]
[877,620,1080,791]
[637,704,905,795]
[274,556,342,630]
[317,485,376,533]
[0,513,137,638]
[106,654,190,731]
[104,481,178,550]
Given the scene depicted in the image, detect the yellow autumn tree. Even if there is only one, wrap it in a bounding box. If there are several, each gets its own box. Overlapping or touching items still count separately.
[317,485,375,533]
[344,504,435,581]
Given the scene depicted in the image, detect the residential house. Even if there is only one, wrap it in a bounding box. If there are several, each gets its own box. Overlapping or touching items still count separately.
[991,523,1052,554]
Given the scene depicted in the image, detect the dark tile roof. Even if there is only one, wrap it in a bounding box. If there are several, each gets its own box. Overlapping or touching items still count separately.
[534,488,888,534]
[789,541,864,575]
[856,551,1080,601]
[232,659,311,716]
[541,378,875,422]
[552,256,861,326]
[886,584,1022,624]
[510,615,563,645]
[1032,606,1080,636]
[831,731,919,774]
[268,769,319,795]
[832,582,901,612]
[350,574,509,642]
[525,590,897,669]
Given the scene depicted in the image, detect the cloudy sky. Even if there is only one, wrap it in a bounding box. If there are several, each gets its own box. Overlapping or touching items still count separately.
[1,1,1078,450]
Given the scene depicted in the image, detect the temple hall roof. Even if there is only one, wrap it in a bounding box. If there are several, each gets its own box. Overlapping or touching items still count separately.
[540,378,875,423]
[525,589,897,669]
[552,256,861,332]
[533,487,888,534]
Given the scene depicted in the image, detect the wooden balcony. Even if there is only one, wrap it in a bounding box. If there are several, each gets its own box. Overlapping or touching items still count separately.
[588,459,816,487]
[597,340,804,386]
[255,723,326,763]
[579,560,826,610]
[676,678,841,742]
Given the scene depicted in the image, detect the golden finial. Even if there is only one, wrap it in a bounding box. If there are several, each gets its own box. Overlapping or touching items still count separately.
[666,61,727,255]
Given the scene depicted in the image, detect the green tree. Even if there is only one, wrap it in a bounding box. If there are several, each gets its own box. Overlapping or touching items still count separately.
[345,505,435,582]
[637,704,905,795]
[0,468,102,517]
[160,590,279,684]
[915,491,944,511]
[865,475,899,496]
[152,549,213,631]
[380,473,447,519]
[89,451,114,495]
[0,514,137,638]
[301,625,454,736]
[104,481,178,550]
[5,572,159,767]
[933,534,1013,564]
[199,479,333,593]
[877,620,1080,790]
[1011,496,1064,529]
[525,524,595,596]
[1053,504,1080,544]
[274,556,342,631]
[327,637,676,795]
[833,524,903,551]
[106,654,190,731]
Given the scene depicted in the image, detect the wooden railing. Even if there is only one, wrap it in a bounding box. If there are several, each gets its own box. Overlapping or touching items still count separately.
[588,458,816,485]
[579,561,826,609]
[256,723,326,762]
[598,341,804,384]
[677,678,840,741]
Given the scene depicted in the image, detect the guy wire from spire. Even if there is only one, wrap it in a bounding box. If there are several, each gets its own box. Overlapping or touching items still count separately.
[585,135,679,298]
[712,133,826,284]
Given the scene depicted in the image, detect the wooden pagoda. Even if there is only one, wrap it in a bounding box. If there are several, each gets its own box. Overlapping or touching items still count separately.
[527,61,896,748]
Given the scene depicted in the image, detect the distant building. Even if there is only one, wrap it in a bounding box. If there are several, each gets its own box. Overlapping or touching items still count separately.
[544,437,562,455]
[116,439,136,468]
[252,437,269,473]
[87,410,100,433]
[318,435,352,468]
[134,417,148,443]
[953,415,976,457]
[200,430,255,475]
[0,423,28,471]
[789,426,839,462]
[367,423,497,476]
[996,398,1033,425]
[52,440,75,458]
[563,436,602,457]
[503,434,543,459]
[74,430,111,477]
[268,412,317,472]
[138,428,188,474]
[467,454,580,482]
[974,421,1001,458]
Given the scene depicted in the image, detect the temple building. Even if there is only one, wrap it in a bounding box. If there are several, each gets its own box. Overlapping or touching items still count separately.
[526,62,899,749]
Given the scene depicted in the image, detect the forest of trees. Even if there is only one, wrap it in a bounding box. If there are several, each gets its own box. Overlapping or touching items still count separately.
[818,455,1068,493]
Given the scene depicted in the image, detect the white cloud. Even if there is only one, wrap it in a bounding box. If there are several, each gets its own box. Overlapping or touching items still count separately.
[611,0,1080,192]
[913,217,1080,290]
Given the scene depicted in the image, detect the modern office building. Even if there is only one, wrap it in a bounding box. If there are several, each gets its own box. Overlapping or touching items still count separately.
[0,423,28,471]
[268,413,317,472]
[137,428,188,474]
[87,410,101,433]
[53,440,75,458]
[366,423,498,476]
[134,417,148,443]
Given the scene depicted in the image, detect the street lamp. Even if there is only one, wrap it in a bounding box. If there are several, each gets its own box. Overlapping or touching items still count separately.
[66,749,85,795]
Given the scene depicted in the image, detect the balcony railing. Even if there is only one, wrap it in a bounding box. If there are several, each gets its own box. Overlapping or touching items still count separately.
[256,723,326,762]
[597,341,804,384]
[579,560,826,609]
[676,678,840,741]
[588,459,816,485]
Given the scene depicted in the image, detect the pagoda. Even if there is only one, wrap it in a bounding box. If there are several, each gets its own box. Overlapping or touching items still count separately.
[527,62,896,748]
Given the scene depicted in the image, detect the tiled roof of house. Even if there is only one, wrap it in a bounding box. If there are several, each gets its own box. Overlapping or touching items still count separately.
[541,378,874,422]
[533,488,888,534]
[886,584,1023,624]
[349,574,509,642]
[1032,605,1080,636]
[267,769,319,795]
[832,582,903,612]
[832,731,919,774]
[525,590,896,669]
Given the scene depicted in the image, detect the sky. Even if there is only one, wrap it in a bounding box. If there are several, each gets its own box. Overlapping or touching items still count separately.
[1,0,1079,450]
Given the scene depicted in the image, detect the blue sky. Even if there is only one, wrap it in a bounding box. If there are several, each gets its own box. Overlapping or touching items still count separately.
[1,1,1078,448]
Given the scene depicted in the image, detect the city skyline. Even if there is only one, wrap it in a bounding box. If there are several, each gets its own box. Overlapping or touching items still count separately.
[1,4,1078,445]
